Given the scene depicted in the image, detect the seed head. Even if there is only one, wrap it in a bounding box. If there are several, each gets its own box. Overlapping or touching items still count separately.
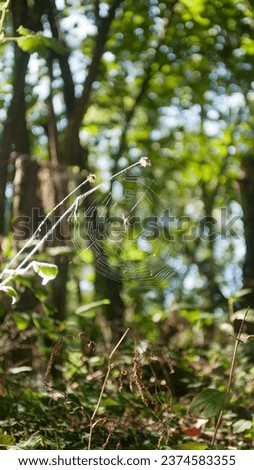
[139,156,152,168]
[87,173,96,183]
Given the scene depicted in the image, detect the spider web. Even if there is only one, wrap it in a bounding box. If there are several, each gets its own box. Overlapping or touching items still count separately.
[71,173,182,287]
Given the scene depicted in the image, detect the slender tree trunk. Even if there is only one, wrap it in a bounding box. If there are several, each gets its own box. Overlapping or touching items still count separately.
[231,157,254,337]
[0,46,29,234]
[239,157,254,305]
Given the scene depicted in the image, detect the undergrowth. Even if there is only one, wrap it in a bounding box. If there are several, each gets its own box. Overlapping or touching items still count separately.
[0,307,254,450]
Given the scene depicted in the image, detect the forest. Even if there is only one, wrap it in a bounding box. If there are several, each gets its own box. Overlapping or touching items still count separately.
[0,0,254,450]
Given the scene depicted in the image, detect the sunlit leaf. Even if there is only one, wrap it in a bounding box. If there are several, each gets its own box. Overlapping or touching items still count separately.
[17,36,46,54]
[232,419,252,434]
[173,442,208,450]
[31,261,58,285]
[241,37,254,55]
[180,0,210,25]
[17,26,34,36]
[17,26,66,55]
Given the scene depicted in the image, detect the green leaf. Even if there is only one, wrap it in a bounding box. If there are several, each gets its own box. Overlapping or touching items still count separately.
[173,443,208,450]
[188,389,232,418]
[241,37,254,55]
[17,26,66,55]
[13,312,30,331]
[43,36,66,54]
[10,432,42,450]
[0,430,15,448]
[31,261,58,285]
[234,288,253,298]
[32,285,48,302]
[232,419,253,434]
[76,299,111,315]
[17,36,46,54]
[0,285,17,304]
[17,26,34,36]
[180,0,209,25]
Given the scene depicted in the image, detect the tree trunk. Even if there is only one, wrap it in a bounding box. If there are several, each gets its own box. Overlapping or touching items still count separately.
[0,0,49,235]
[240,158,254,289]
[0,47,29,235]
[236,157,254,314]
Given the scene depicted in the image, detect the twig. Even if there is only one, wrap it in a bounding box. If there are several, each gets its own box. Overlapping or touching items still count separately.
[87,328,130,450]
[212,307,250,446]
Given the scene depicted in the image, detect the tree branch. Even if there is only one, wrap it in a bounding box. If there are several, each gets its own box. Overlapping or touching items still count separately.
[47,0,76,117]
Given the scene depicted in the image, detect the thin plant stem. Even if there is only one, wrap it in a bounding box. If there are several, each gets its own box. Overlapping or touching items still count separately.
[87,328,130,450]
[0,159,144,287]
[212,307,249,446]
[0,176,90,279]
[0,0,10,35]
